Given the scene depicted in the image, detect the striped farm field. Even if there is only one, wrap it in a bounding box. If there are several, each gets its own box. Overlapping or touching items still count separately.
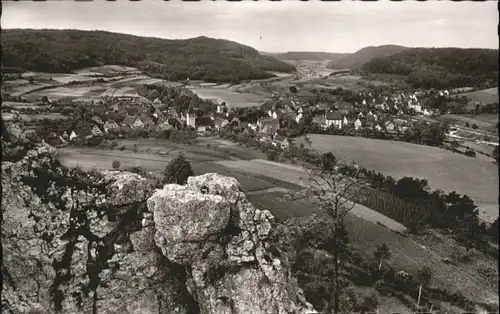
[214,159,407,232]
[10,83,56,97]
[113,86,138,97]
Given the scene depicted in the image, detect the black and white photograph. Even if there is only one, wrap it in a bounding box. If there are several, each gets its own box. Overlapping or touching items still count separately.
[1,1,499,313]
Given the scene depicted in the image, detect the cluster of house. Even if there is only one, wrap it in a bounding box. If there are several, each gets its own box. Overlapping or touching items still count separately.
[50,85,449,148]
[358,91,438,116]
[63,97,240,141]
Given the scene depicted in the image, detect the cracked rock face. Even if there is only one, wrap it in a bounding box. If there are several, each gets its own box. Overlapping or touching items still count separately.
[2,144,313,314]
[149,173,314,314]
[2,144,193,314]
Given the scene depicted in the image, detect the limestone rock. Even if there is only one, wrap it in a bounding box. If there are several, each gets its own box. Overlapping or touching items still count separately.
[2,144,194,314]
[101,170,151,206]
[150,172,314,314]
[3,143,314,314]
[149,184,231,265]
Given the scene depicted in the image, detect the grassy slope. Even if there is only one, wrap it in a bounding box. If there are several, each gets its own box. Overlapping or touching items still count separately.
[250,191,498,309]
[296,134,499,221]
[327,45,409,69]
[2,29,296,82]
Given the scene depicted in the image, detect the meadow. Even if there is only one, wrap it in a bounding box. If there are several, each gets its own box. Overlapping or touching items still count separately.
[218,159,407,232]
[460,87,499,105]
[296,134,499,222]
[439,114,498,132]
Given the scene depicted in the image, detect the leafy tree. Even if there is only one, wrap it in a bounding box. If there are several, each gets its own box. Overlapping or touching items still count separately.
[456,217,486,258]
[304,166,359,313]
[394,177,429,200]
[464,149,476,157]
[320,152,336,172]
[373,243,391,271]
[289,86,298,94]
[465,122,470,128]
[417,266,432,308]
[112,160,121,170]
[162,154,194,185]
[450,140,460,151]
[357,292,380,313]
[266,150,277,161]
[471,124,478,129]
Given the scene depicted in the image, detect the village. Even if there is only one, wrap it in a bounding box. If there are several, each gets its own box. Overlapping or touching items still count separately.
[2,81,470,149]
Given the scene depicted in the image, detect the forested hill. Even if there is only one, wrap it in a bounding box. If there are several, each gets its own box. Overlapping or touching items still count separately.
[362,48,499,89]
[1,29,296,82]
[327,45,408,69]
[267,51,351,62]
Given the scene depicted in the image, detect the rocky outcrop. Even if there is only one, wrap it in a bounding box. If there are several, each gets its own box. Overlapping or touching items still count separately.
[149,173,314,314]
[2,144,313,314]
[2,144,194,314]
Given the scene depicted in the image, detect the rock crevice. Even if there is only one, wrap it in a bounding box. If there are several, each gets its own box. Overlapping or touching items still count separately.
[2,144,313,314]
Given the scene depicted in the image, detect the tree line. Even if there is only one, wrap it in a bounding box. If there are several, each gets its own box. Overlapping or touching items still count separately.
[362,48,499,89]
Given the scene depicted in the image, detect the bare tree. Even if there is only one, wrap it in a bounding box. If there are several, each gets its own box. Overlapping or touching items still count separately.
[373,243,391,271]
[299,157,360,314]
[417,265,432,308]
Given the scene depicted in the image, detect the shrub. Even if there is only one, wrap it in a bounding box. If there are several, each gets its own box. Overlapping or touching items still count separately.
[162,154,194,185]
[464,149,476,157]
[112,160,121,170]
[266,150,277,161]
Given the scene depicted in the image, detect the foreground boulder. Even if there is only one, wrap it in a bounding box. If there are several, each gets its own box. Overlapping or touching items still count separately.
[2,143,313,313]
[149,173,314,314]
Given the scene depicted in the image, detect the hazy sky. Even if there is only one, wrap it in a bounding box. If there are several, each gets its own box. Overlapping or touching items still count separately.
[2,0,498,53]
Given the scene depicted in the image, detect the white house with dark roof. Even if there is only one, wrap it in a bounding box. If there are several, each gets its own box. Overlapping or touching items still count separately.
[91,125,104,136]
[325,111,344,129]
[268,110,278,119]
[354,118,363,130]
[69,130,78,141]
[104,120,120,133]
[186,113,196,128]
[295,112,303,123]
[132,118,145,129]
[273,135,290,150]
[384,121,396,132]
[258,118,280,138]
[213,117,229,130]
